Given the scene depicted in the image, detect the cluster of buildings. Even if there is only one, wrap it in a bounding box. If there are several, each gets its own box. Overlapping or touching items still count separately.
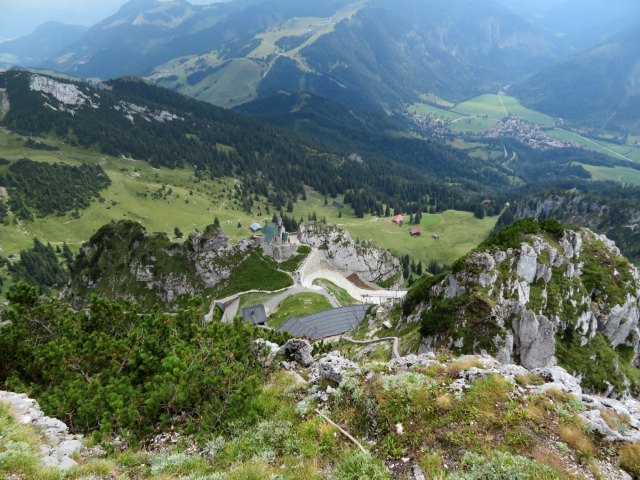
[485,116,581,150]
[249,217,296,261]
[409,113,453,139]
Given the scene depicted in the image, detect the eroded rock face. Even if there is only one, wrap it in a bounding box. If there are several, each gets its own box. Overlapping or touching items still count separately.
[65,221,252,309]
[0,391,83,470]
[407,227,640,396]
[298,222,400,285]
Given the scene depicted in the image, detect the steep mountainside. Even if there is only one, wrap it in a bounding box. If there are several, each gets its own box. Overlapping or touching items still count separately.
[403,219,640,397]
[154,0,564,109]
[0,69,516,214]
[513,25,640,131]
[8,0,563,112]
[496,0,640,49]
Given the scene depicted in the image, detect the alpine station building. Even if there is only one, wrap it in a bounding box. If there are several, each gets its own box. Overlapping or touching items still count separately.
[276,304,372,340]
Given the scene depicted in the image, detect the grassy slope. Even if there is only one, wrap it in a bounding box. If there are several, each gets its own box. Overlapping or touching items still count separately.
[0,129,260,255]
[0,129,495,270]
[153,1,365,109]
[578,163,640,186]
[3,366,636,479]
[289,189,497,268]
[548,129,640,162]
[217,250,293,298]
[267,292,333,328]
[313,278,359,306]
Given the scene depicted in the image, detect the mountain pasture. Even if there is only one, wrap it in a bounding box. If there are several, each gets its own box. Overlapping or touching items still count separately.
[578,163,640,186]
[0,129,496,272]
[289,189,497,269]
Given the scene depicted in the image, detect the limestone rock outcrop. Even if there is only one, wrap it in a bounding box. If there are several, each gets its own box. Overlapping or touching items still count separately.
[298,222,400,285]
[405,222,640,396]
[0,391,83,470]
[280,339,315,367]
[65,220,253,309]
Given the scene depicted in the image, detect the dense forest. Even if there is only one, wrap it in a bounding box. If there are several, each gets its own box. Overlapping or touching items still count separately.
[0,158,111,219]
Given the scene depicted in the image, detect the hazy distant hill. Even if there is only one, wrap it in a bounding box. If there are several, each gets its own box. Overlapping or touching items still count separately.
[3,0,563,113]
[0,22,87,68]
[513,25,640,131]
[155,0,564,110]
[496,0,640,49]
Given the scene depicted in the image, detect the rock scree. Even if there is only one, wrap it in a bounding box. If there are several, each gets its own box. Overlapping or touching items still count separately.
[0,390,83,470]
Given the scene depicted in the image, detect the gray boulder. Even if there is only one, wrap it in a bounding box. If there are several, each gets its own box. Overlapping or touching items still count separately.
[279,339,314,367]
[309,352,360,384]
[0,391,83,470]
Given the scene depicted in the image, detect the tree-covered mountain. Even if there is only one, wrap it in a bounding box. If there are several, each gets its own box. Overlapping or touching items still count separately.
[0,69,507,216]
[493,186,640,262]
[513,24,640,132]
[154,0,565,110]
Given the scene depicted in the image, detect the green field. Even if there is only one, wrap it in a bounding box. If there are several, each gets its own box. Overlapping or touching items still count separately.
[456,95,555,127]
[408,94,555,133]
[548,129,640,163]
[289,189,497,268]
[313,279,359,307]
[578,163,640,186]
[216,250,293,298]
[267,293,333,328]
[0,129,278,258]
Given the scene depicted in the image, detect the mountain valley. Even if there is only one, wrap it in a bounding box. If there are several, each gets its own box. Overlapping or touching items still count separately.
[2,0,640,478]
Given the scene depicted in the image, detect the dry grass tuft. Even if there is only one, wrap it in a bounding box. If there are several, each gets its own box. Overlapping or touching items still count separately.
[435,394,454,411]
[619,443,640,478]
[558,425,594,459]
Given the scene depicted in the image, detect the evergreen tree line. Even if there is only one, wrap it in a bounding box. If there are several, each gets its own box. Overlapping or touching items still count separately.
[7,238,71,294]
[0,159,111,219]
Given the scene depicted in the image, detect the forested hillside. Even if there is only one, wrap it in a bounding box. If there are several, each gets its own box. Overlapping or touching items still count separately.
[0,159,110,220]
[0,69,511,215]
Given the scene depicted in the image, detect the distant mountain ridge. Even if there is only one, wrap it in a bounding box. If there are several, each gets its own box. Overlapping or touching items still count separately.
[496,0,640,49]
[0,22,87,68]
[2,0,565,113]
[513,24,640,131]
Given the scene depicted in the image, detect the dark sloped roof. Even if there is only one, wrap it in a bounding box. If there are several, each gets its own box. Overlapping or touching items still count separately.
[242,304,267,325]
[276,304,371,340]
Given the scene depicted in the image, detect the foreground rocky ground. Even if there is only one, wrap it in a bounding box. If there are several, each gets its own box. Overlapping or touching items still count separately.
[3,337,640,479]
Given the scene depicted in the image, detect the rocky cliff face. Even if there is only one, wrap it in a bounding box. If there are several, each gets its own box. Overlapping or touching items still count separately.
[298,222,400,285]
[65,220,252,309]
[496,192,640,262]
[403,219,640,397]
